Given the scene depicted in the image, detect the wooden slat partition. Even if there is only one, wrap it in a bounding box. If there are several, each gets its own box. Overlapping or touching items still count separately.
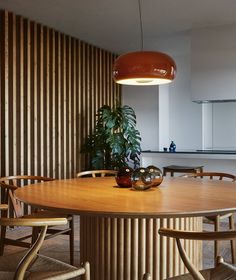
[0,10,121,179]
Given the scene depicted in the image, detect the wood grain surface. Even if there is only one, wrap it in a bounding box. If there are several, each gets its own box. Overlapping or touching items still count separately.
[15,177,236,218]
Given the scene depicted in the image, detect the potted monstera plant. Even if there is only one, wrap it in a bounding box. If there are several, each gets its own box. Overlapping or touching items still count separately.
[83,104,141,170]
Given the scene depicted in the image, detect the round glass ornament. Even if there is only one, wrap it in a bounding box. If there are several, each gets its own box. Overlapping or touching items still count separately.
[131,167,153,191]
[147,165,163,187]
[115,167,134,188]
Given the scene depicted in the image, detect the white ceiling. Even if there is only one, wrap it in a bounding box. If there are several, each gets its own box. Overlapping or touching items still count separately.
[0,0,236,54]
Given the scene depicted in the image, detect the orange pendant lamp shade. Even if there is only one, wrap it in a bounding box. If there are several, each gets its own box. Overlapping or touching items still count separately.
[113,51,176,85]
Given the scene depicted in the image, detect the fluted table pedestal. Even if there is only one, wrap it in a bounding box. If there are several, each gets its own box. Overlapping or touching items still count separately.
[80,216,202,280]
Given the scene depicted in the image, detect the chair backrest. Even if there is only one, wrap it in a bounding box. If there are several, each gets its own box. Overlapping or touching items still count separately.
[77,170,117,178]
[159,228,236,280]
[0,204,8,211]
[183,172,236,181]
[0,175,54,217]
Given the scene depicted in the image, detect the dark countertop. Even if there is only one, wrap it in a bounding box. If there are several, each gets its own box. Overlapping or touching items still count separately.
[142,149,236,155]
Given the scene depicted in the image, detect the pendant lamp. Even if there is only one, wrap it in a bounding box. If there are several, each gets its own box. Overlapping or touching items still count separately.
[113,0,176,86]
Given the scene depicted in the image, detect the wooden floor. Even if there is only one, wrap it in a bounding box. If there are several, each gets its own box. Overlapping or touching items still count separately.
[203,220,233,268]
[0,217,234,270]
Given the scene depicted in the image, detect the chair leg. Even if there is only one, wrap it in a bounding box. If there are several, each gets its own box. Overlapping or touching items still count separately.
[31,226,40,245]
[214,215,220,266]
[69,217,74,265]
[84,261,90,280]
[0,225,6,255]
[229,214,236,264]
[0,208,8,255]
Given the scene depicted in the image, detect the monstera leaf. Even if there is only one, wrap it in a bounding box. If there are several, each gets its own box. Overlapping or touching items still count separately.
[83,104,141,169]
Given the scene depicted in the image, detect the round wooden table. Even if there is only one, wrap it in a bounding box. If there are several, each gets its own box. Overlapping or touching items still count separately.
[15,176,236,280]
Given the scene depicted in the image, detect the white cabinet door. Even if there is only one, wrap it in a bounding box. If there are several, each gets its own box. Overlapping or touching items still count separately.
[191,24,236,103]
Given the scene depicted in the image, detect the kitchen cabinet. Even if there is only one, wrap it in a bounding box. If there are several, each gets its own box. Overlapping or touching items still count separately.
[141,150,236,175]
[191,24,236,103]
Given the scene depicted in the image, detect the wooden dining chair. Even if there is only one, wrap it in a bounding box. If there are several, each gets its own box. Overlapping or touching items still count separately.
[0,175,75,265]
[77,169,117,178]
[182,172,236,264]
[158,228,236,280]
[0,206,90,280]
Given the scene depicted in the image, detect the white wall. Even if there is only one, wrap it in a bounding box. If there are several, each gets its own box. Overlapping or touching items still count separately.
[158,85,170,149]
[122,85,159,151]
[123,26,236,152]
[168,53,202,150]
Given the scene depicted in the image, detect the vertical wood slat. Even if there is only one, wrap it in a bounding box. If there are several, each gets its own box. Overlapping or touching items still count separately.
[39,24,44,176]
[179,218,185,275]
[26,18,31,175]
[51,29,56,178]
[0,10,121,179]
[117,218,124,280]
[124,218,131,280]
[4,11,9,176]
[111,218,118,280]
[33,21,38,176]
[57,31,62,178]
[105,218,112,279]
[131,218,138,280]
[139,218,146,279]
[12,13,17,175]
[80,216,202,280]
[146,218,153,277]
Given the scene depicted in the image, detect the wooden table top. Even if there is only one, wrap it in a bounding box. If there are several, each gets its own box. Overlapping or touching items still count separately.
[15,177,236,218]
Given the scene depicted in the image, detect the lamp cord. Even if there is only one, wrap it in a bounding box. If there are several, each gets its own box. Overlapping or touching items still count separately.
[138,0,144,50]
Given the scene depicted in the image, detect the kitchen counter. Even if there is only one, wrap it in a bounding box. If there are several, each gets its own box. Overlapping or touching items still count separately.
[142,149,236,155]
[141,150,236,174]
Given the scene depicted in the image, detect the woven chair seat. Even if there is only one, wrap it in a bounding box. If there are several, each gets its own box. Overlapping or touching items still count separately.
[167,262,236,279]
[0,251,84,279]
[210,261,236,279]
[0,250,27,271]
[27,254,85,279]
[0,272,19,280]
[166,269,211,280]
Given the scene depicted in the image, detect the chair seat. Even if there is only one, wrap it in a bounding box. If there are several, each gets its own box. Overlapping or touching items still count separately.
[0,250,29,271]
[0,250,83,279]
[210,261,236,280]
[27,254,84,279]
[0,272,17,280]
[166,269,211,279]
[167,262,236,279]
